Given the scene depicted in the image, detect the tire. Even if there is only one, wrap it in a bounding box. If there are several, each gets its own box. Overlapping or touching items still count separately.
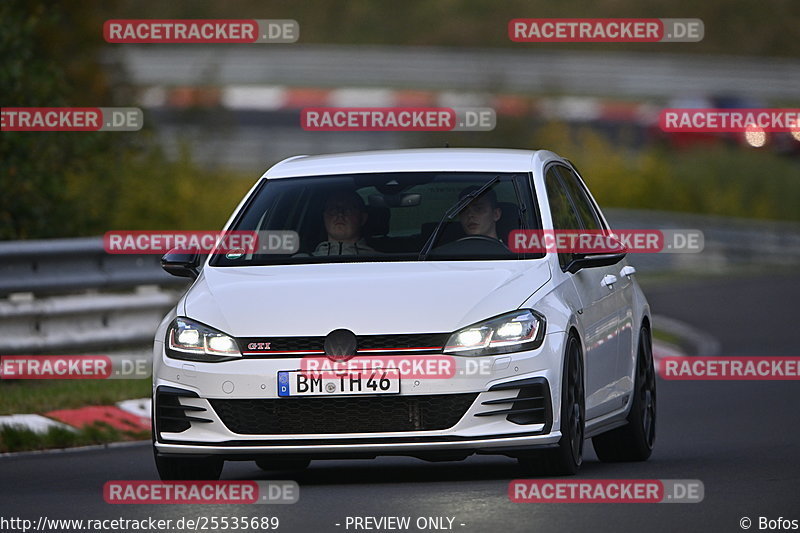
[255,458,311,471]
[154,453,224,480]
[518,334,585,476]
[592,325,656,462]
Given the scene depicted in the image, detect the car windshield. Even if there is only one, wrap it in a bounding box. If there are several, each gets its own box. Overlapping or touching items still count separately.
[210,171,542,266]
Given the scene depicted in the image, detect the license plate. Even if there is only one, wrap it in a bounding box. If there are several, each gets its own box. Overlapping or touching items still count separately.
[277,369,400,397]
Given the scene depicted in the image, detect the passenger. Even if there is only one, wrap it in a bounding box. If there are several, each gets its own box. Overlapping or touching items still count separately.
[313,190,377,256]
[458,186,503,240]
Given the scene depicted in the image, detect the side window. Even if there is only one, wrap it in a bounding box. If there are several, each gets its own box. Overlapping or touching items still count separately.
[544,167,580,269]
[545,167,581,230]
[556,166,604,231]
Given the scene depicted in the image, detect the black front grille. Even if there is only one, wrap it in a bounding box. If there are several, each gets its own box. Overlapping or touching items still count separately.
[358,333,448,350]
[239,333,448,356]
[209,393,477,434]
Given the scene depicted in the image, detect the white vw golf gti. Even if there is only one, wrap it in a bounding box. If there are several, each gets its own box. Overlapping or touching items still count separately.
[152,148,656,480]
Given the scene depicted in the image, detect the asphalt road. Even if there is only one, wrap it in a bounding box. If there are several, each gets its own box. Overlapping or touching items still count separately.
[1,273,799,533]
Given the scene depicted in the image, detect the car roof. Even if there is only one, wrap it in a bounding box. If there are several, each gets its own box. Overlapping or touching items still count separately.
[262,148,543,178]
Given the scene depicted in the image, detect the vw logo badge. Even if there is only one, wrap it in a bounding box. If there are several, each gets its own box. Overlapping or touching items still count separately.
[324,329,357,361]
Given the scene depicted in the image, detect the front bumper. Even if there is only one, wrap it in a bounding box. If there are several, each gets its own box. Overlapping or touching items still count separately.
[152,332,566,458]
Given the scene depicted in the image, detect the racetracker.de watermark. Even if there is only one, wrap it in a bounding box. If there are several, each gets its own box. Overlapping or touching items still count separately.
[103,230,299,255]
[659,357,800,380]
[0,355,151,379]
[299,355,461,379]
[1,107,142,132]
[301,107,496,131]
[509,479,704,503]
[659,109,800,132]
[104,481,298,504]
[104,19,298,43]
[509,18,704,42]
[507,229,704,254]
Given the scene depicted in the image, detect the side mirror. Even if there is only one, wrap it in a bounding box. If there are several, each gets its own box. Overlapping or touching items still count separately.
[565,234,627,274]
[161,249,199,279]
[566,251,627,274]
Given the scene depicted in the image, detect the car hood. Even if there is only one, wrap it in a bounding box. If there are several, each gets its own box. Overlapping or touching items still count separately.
[183,260,551,337]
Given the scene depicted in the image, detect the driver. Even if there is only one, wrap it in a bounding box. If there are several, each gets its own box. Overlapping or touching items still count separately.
[313,190,377,256]
[458,186,503,241]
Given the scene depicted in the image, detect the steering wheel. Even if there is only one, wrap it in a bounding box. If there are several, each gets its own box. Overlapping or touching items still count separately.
[455,235,512,251]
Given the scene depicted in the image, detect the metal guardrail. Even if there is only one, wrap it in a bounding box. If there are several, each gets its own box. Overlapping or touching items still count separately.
[0,239,186,353]
[0,237,186,297]
[1,210,799,354]
[0,289,178,353]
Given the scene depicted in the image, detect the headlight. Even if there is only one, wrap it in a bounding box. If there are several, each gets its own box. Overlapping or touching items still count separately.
[166,317,242,362]
[444,310,545,356]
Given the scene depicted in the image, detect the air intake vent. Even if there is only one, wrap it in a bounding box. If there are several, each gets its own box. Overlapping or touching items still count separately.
[476,377,552,427]
[155,386,212,435]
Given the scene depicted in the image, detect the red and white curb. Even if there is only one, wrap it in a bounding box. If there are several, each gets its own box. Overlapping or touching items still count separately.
[0,398,151,434]
[0,414,73,434]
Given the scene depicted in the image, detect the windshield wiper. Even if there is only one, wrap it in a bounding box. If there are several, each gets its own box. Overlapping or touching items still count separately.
[418,175,500,261]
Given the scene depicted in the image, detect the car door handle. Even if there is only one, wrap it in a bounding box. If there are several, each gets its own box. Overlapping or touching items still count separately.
[620,265,636,278]
[601,274,617,289]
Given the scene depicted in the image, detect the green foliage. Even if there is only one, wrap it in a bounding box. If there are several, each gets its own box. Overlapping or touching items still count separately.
[61,143,253,233]
[0,1,251,238]
[0,1,115,239]
[530,123,800,221]
[105,0,800,57]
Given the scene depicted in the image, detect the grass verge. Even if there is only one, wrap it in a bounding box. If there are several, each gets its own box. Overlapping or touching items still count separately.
[0,378,151,416]
[651,328,683,347]
[0,422,149,454]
